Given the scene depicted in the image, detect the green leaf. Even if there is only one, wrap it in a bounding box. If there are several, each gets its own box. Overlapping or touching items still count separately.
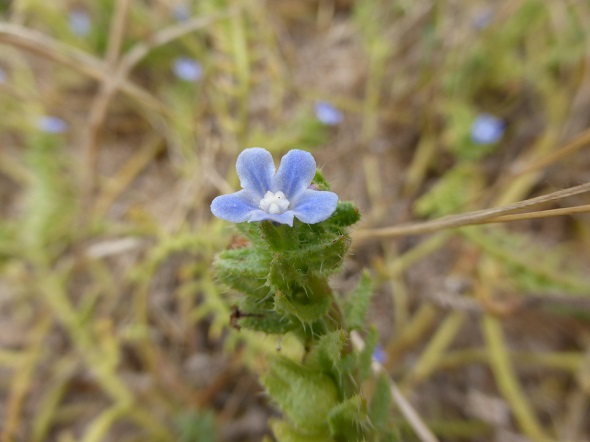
[358,327,379,381]
[369,374,393,433]
[269,419,332,442]
[269,253,304,292]
[310,330,347,372]
[329,201,361,228]
[22,137,77,260]
[215,247,271,297]
[262,357,339,434]
[274,290,332,324]
[344,271,374,330]
[287,235,350,276]
[237,296,294,335]
[175,409,217,442]
[327,395,369,441]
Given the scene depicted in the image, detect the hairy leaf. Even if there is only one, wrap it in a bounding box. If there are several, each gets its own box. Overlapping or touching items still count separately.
[344,271,374,331]
[262,357,339,434]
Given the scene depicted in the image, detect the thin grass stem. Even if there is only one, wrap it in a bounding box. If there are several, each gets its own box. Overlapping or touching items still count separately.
[353,181,590,240]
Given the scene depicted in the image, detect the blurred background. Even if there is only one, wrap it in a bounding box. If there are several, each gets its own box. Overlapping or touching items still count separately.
[1,0,590,440]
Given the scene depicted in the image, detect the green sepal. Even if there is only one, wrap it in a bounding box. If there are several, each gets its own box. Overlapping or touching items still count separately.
[344,271,374,330]
[269,419,332,442]
[235,222,264,244]
[327,394,369,440]
[312,169,331,191]
[358,327,379,381]
[274,290,332,324]
[259,221,297,251]
[329,201,361,228]
[262,356,339,434]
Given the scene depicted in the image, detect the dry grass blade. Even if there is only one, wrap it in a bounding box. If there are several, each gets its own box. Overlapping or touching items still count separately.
[470,204,590,224]
[83,0,133,195]
[353,181,590,240]
[0,23,165,112]
[82,6,240,194]
[512,127,590,178]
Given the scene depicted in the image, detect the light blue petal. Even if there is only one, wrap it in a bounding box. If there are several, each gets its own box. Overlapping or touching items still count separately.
[211,190,258,223]
[292,190,338,224]
[248,210,295,227]
[272,149,316,200]
[236,148,275,198]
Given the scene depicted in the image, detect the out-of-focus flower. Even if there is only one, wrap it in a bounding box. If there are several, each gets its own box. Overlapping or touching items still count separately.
[37,116,68,134]
[171,4,190,22]
[473,9,493,30]
[69,10,91,37]
[0,67,6,83]
[173,57,203,82]
[470,113,504,145]
[372,344,386,364]
[314,101,343,126]
[211,148,338,227]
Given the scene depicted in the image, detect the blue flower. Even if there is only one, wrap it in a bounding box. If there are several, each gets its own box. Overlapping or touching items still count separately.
[171,4,191,22]
[372,344,386,364]
[473,9,493,30]
[37,116,68,134]
[470,113,504,145]
[211,148,338,227]
[315,101,343,126]
[0,67,6,84]
[173,57,203,82]
[69,10,91,37]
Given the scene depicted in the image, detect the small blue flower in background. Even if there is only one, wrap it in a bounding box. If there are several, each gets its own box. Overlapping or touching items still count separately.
[173,57,203,82]
[171,4,191,22]
[37,116,68,134]
[315,101,343,126]
[69,10,91,37]
[211,148,338,227]
[372,344,386,364]
[0,67,6,84]
[473,9,493,30]
[470,113,504,145]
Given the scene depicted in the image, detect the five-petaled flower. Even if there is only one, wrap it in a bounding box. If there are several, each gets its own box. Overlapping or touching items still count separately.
[211,148,338,227]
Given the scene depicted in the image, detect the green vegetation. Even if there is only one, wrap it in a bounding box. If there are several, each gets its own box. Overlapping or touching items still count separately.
[1,0,590,440]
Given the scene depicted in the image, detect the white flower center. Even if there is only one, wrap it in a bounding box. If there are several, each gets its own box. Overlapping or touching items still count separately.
[259,191,290,215]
